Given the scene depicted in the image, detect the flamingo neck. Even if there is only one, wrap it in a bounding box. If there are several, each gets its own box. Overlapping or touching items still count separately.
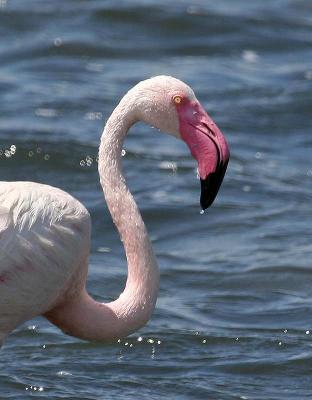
[96,98,159,339]
[45,97,159,342]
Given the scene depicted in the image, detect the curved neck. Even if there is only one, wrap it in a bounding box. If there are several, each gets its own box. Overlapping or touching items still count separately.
[45,98,160,342]
[97,99,159,337]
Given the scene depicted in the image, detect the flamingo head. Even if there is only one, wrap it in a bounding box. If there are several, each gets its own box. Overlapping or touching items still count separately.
[132,76,230,210]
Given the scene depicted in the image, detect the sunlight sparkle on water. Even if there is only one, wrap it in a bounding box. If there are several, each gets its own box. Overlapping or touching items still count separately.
[57,371,73,377]
[84,112,103,120]
[80,155,95,167]
[35,108,58,118]
[159,161,177,173]
[97,246,111,253]
[242,49,259,63]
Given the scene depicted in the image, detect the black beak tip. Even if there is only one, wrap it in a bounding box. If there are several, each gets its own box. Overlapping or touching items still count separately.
[199,160,229,210]
[200,177,216,210]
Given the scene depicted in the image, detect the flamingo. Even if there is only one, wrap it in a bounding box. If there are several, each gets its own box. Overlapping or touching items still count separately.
[0,76,229,346]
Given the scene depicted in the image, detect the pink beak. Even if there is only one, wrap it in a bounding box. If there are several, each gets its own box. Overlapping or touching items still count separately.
[176,99,230,209]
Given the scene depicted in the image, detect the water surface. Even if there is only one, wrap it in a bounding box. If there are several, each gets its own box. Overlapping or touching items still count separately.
[0,0,312,399]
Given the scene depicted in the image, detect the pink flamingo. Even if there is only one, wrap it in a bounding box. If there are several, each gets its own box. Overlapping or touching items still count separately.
[0,76,229,346]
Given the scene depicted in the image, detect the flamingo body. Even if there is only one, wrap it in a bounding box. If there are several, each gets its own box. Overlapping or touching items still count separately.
[0,181,90,342]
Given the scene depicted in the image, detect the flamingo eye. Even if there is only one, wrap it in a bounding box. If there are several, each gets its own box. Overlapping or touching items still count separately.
[173,95,183,104]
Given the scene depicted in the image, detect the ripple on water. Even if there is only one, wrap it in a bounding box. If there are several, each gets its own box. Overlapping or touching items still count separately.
[0,0,312,398]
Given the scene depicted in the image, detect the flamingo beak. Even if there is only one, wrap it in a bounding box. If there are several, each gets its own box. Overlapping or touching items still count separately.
[177,99,230,209]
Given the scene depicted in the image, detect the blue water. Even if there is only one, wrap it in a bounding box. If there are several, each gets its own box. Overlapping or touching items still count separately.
[1,0,312,399]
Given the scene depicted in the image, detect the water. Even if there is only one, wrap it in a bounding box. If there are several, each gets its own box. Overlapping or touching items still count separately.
[0,0,312,398]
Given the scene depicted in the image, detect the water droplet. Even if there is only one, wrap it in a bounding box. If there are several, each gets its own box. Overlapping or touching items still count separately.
[278,341,282,346]
[36,147,42,154]
[147,339,154,344]
[284,329,288,334]
[121,149,126,157]
[200,210,205,215]
[44,154,50,161]
[10,144,16,153]
[306,330,310,335]
[42,344,46,349]
[28,151,34,157]
[157,340,161,345]
[202,339,207,344]
[80,160,86,167]
[28,325,37,331]
[255,152,263,159]
[4,150,11,158]
[54,37,62,47]
[137,336,143,342]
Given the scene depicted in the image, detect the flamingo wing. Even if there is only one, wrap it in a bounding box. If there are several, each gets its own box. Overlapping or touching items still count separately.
[0,206,12,233]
